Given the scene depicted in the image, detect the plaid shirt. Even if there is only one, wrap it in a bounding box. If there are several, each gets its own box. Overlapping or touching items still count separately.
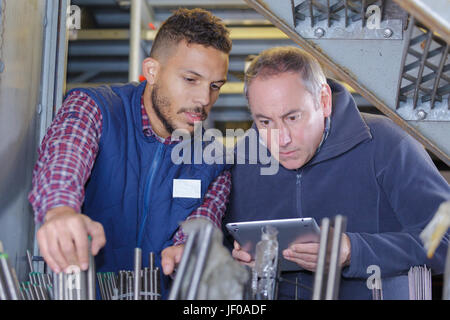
[28,90,231,245]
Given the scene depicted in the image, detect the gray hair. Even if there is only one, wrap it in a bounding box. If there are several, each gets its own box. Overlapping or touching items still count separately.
[244,46,327,106]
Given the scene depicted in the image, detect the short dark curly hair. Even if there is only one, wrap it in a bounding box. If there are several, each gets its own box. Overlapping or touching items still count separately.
[150,8,232,59]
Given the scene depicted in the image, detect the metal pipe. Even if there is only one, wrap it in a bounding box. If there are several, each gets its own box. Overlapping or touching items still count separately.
[26,250,34,273]
[47,284,54,300]
[104,273,112,300]
[149,252,155,269]
[101,273,108,300]
[33,284,41,300]
[168,230,198,300]
[63,273,68,300]
[124,271,128,300]
[143,267,148,300]
[66,273,73,300]
[129,0,142,82]
[119,271,125,300]
[45,273,52,287]
[187,224,214,300]
[0,267,8,300]
[97,273,105,300]
[110,273,115,300]
[443,241,450,300]
[21,283,30,300]
[37,273,46,288]
[19,288,26,301]
[26,283,36,300]
[312,218,330,300]
[154,267,160,300]
[30,272,35,285]
[30,283,39,300]
[87,247,96,300]
[140,270,143,299]
[53,271,58,300]
[38,284,48,300]
[111,272,119,300]
[0,253,20,300]
[58,272,64,300]
[127,273,133,300]
[24,287,32,301]
[149,252,154,300]
[79,269,87,300]
[113,272,119,299]
[33,284,43,300]
[325,215,347,300]
[133,248,142,300]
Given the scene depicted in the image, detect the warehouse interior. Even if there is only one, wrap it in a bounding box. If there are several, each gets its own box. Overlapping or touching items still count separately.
[0,0,449,301]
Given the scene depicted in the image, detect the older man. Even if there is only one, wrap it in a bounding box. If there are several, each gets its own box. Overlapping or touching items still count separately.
[224,46,450,299]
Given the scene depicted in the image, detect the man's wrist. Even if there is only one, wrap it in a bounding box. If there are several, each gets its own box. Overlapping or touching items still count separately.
[45,206,77,222]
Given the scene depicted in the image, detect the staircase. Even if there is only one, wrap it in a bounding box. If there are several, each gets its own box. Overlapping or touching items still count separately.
[244,0,450,166]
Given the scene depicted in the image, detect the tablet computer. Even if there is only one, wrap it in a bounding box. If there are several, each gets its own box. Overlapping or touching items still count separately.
[226,217,320,271]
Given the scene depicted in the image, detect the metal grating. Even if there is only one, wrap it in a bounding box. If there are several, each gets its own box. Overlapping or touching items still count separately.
[292,0,404,40]
[396,17,449,121]
[294,0,384,28]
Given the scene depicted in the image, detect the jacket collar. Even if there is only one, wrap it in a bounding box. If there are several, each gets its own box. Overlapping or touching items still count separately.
[305,79,372,167]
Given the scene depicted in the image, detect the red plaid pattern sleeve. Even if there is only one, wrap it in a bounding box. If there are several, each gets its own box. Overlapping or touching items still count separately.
[28,91,103,223]
[172,169,232,246]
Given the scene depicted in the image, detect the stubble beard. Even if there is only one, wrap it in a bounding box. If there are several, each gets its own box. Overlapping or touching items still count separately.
[151,84,176,134]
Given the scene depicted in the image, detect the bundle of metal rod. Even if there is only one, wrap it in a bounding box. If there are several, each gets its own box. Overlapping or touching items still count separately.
[19,280,52,300]
[50,243,96,300]
[1,237,96,300]
[113,259,160,300]
[97,272,119,300]
[143,267,160,300]
[312,215,347,300]
[17,272,54,300]
[48,269,85,300]
[0,251,22,300]
[140,251,160,300]
[102,250,161,301]
[148,251,160,300]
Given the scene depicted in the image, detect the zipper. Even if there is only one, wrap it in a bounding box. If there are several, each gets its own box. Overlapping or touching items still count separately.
[137,143,165,248]
[296,169,303,217]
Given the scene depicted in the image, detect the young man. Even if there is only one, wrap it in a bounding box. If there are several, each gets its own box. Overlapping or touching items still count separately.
[225,46,450,299]
[29,8,232,298]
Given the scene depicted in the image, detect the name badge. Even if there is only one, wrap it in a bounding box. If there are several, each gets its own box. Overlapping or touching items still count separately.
[173,179,201,198]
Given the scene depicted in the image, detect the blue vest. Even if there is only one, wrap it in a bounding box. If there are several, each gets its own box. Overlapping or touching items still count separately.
[68,81,227,298]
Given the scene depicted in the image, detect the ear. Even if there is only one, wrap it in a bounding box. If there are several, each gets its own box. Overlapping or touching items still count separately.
[319,83,332,118]
[142,57,160,85]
